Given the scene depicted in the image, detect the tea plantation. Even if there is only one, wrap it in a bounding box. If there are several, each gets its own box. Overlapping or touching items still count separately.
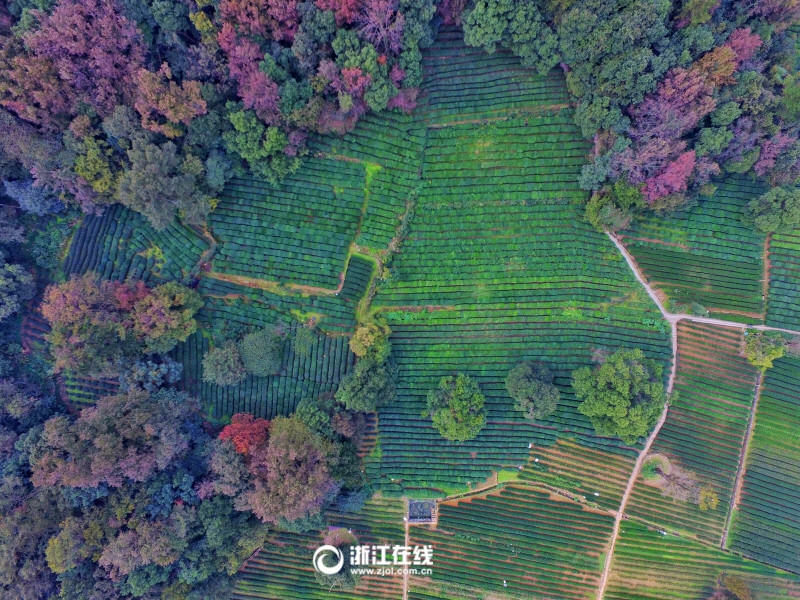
[56,23,800,600]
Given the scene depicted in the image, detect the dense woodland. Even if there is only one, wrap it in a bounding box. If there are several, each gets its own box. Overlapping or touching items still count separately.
[0,1,799,599]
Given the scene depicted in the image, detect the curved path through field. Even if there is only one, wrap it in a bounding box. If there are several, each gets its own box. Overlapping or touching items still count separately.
[596,232,800,600]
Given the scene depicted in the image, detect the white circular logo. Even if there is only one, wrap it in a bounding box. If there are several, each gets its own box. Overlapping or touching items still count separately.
[312,545,344,575]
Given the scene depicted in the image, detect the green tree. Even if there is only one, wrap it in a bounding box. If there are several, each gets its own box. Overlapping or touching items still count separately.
[463,0,559,74]
[743,330,786,371]
[239,327,284,377]
[202,342,247,386]
[314,528,360,591]
[572,348,665,444]
[558,0,673,136]
[505,361,559,422]
[747,186,800,233]
[335,343,395,412]
[0,254,34,323]
[424,374,486,442]
[222,106,301,185]
[115,138,211,230]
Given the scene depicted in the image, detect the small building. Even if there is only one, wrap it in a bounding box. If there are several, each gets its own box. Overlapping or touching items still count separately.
[408,499,437,524]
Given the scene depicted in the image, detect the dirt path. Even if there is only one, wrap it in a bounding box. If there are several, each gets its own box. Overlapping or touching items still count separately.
[606,232,800,336]
[721,372,763,549]
[594,318,676,600]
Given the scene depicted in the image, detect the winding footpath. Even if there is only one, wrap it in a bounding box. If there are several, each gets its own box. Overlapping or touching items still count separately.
[596,233,800,600]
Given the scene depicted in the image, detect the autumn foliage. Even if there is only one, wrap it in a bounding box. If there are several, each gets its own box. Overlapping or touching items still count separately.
[40,274,202,376]
[219,413,271,456]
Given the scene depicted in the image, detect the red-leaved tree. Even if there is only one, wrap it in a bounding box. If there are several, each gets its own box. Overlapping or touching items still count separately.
[219,413,270,456]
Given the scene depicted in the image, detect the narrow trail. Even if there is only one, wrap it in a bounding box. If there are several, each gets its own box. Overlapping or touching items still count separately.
[721,372,763,549]
[606,232,800,336]
[595,318,676,600]
[763,233,772,303]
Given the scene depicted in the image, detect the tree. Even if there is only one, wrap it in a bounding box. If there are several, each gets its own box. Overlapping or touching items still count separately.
[747,186,800,233]
[314,528,360,590]
[349,322,389,357]
[505,362,559,422]
[245,416,337,524]
[642,150,696,205]
[558,0,673,136]
[3,179,62,215]
[677,0,720,26]
[357,0,405,56]
[424,374,486,442]
[239,327,285,377]
[222,106,300,185]
[719,574,753,600]
[572,348,665,444]
[115,137,211,230]
[41,275,200,376]
[129,282,202,353]
[40,274,133,376]
[22,0,145,117]
[743,330,786,371]
[699,486,719,511]
[202,342,247,386]
[0,254,34,323]
[463,0,558,75]
[118,356,183,393]
[336,332,394,412]
[32,388,198,489]
[134,63,207,138]
[335,350,395,412]
[219,413,270,456]
[316,0,360,25]
[292,325,315,357]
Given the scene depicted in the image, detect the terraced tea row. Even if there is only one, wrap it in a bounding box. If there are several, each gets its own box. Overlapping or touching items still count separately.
[520,438,636,512]
[409,485,614,599]
[418,26,571,125]
[64,204,208,283]
[211,158,365,289]
[766,231,800,330]
[372,109,669,488]
[730,356,800,574]
[606,520,800,600]
[621,177,767,320]
[309,111,425,251]
[626,321,758,544]
[172,295,355,420]
[231,496,405,600]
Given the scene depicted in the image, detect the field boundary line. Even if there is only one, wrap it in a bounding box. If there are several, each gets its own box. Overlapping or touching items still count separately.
[721,371,763,549]
[425,102,572,128]
[762,232,772,314]
[402,498,410,600]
